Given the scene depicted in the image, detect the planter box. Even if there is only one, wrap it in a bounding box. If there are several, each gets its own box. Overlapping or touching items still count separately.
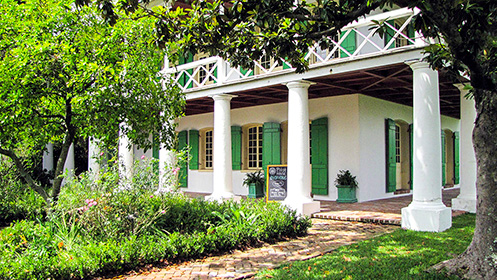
[336,185,357,203]
[248,183,265,198]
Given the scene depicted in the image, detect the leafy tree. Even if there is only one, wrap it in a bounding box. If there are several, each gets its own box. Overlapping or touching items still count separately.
[0,0,185,206]
[83,0,496,278]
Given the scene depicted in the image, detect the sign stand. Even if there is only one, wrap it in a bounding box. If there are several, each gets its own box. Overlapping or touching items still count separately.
[266,165,288,202]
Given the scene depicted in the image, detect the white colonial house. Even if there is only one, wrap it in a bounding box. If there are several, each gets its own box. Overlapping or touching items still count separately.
[49,5,477,232]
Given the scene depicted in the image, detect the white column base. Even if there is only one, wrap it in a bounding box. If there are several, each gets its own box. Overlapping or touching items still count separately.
[205,193,241,202]
[401,202,452,232]
[452,197,477,213]
[284,199,321,217]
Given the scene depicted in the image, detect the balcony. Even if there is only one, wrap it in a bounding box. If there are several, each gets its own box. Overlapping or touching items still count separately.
[162,8,427,93]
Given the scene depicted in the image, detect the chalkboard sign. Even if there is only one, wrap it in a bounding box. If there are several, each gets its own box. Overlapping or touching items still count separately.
[266,165,288,201]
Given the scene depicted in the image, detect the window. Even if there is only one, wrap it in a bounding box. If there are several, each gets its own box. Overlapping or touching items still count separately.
[199,128,214,170]
[247,125,263,169]
[242,124,263,169]
[309,35,340,64]
[255,54,285,74]
[195,53,216,85]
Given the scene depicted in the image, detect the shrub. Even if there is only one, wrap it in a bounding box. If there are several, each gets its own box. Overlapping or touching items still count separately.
[0,158,312,279]
[0,162,46,226]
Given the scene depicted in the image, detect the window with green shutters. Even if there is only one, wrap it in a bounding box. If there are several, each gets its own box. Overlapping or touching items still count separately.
[311,117,329,195]
[385,118,396,192]
[262,122,281,172]
[177,130,188,188]
[340,30,356,58]
[178,53,194,89]
[189,130,199,170]
[385,19,415,49]
[231,126,242,170]
[454,131,460,184]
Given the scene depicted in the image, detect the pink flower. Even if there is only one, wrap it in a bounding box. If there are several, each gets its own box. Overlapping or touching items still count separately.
[100,152,104,156]
[161,210,166,214]
[141,155,146,160]
[150,195,154,198]
[172,167,180,175]
[85,199,97,207]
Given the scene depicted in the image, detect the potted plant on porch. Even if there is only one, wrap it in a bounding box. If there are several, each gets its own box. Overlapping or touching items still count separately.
[335,170,358,203]
[243,170,265,198]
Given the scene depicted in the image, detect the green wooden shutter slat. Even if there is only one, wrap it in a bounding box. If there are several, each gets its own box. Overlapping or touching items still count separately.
[385,119,396,192]
[409,123,413,190]
[441,130,446,186]
[189,130,199,170]
[178,53,194,89]
[282,57,291,69]
[454,131,460,184]
[213,62,218,84]
[262,122,281,172]
[152,134,159,160]
[231,126,242,170]
[177,130,188,188]
[340,30,356,58]
[311,117,328,195]
[407,23,415,45]
[385,20,395,49]
[240,67,254,77]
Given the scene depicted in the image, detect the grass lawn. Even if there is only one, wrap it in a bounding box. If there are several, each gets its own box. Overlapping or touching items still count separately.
[256,214,475,280]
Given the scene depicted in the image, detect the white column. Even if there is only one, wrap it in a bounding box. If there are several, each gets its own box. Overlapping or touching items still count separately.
[206,94,236,201]
[401,60,451,232]
[452,84,477,213]
[42,143,54,173]
[284,81,320,216]
[63,143,75,177]
[88,137,101,173]
[118,123,134,179]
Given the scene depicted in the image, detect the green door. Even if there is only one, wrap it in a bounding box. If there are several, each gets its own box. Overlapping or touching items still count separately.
[454,131,460,184]
[385,119,396,192]
[262,122,281,172]
[340,30,356,57]
[311,117,328,195]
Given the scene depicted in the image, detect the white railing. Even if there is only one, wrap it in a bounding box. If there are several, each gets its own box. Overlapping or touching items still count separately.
[162,8,426,91]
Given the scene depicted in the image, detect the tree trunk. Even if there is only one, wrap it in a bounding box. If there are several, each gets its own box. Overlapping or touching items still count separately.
[434,88,497,279]
[0,147,50,204]
[51,133,73,203]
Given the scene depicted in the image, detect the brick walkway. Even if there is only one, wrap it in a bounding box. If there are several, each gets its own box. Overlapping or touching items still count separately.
[101,188,464,280]
[105,220,397,280]
[314,188,464,225]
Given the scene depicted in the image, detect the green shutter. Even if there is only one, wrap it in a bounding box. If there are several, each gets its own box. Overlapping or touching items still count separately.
[409,123,413,190]
[340,30,356,57]
[189,130,199,170]
[212,63,218,84]
[262,122,281,172]
[441,130,446,186]
[152,134,159,160]
[240,67,254,77]
[178,52,194,89]
[231,126,242,170]
[454,131,460,184]
[177,130,188,188]
[385,119,396,192]
[311,117,328,195]
[282,58,291,69]
[407,23,415,45]
[385,20,396,49]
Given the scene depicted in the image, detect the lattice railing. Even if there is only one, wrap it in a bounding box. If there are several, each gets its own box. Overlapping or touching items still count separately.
[162,8,425,91]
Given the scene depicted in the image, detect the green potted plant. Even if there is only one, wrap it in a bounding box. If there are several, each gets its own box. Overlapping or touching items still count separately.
[335,170,358,203]
[243,170,265,198]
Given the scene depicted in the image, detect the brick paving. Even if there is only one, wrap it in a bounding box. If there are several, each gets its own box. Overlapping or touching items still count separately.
[101,187,465,280]
[314,188,465,225]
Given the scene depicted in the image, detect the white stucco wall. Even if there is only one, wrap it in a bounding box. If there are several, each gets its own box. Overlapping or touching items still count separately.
[357,94,460,202]
[173,93,460,202]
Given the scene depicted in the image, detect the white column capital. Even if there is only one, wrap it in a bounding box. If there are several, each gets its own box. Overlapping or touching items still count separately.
[285,80,314,90]
[405,59,431,71]
[210,94,237,102]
